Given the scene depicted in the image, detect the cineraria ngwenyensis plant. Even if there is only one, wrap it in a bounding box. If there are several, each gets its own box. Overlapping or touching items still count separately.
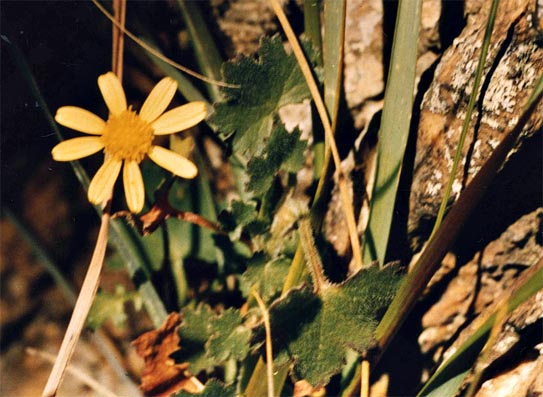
[7,0,540,396]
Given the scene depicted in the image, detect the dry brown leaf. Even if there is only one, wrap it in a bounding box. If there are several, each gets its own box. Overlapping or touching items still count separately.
[132,313,202,397]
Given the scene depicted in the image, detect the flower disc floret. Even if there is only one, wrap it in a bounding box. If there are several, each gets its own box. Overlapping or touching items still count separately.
[101,108,154,163]
[51,72,207,213]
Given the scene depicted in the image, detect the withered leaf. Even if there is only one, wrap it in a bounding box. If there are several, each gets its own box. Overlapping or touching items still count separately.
[133,313,202,397]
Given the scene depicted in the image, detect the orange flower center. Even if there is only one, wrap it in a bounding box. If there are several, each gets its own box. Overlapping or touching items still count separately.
[101,108,154,163]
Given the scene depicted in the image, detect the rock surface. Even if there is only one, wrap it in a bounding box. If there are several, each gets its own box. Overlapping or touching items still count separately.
[408,0,543,249]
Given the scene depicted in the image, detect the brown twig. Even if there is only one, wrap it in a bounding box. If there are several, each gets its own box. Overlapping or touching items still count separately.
[112,0,126,80]
[91,0,237,89]
[113,186,254,249]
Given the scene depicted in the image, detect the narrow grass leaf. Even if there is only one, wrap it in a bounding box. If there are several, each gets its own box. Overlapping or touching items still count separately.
[375,73,543,354]
[3,207,77,303]
[417,260,543,397]
[323,0,345,125]
[362,0,422,266]
[176,0,223,102]
[431,0,500,236]
[303,0,323,64]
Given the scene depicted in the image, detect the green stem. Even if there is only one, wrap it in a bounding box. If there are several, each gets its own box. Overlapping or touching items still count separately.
[177,0,224,102]
[375,73,543,355]
[5,33,168,328]
[431,0,500,236]
[303,0,323,65]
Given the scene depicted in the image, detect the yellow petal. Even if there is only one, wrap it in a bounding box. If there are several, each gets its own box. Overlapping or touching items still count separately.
[151,101,207,135]
[98,72,127,116]
[55,107,106,134]
[139,77,178,123]
[51,137,104,161]
[123,161,145,213]
[148,146,198,179]
[88,158,122,205]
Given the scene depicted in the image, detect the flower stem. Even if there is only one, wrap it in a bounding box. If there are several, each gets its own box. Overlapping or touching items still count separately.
[41,211,110,397]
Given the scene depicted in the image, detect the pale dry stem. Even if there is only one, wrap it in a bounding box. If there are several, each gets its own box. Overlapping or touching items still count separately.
[361,360,370,397]
[29,347,122,397]
[269,0,363,271]
[42,6,126,394]
[252,291,275,397]
[41,211,111,397]
[92,0,237,89]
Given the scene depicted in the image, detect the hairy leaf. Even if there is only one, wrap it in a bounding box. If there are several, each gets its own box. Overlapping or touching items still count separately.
[208,308,251,362]
[178,305,216,374]
[178,305,250,373]
[210,35,311,158]
[219,199,268,240]
[265,265,402,386]
[240,254,291,302]
[247,124,307,196]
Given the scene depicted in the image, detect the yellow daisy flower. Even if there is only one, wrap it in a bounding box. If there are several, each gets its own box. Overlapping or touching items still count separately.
[52,72,207,213]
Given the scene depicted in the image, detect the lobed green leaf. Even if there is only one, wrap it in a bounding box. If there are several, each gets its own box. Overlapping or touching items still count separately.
[210,36,311,158]
[264,264,402,386]
[247,124,307,196]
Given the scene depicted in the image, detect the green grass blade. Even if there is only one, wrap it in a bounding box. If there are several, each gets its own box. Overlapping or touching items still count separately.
[192,146,224,268]
[375,73,543,354]
[2,207,144,396]
[129,32,208,104]
[304,0,323,65]
[5,33,168,328]
[417,260,543,397]
[1,35,90,190]
[176,0,223,102]
[362,0,422,266]
[431,0,500,236]
[323,0,345,124]
[3,206,77,303]
[108,220,168,326]
[305,0,324,177]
